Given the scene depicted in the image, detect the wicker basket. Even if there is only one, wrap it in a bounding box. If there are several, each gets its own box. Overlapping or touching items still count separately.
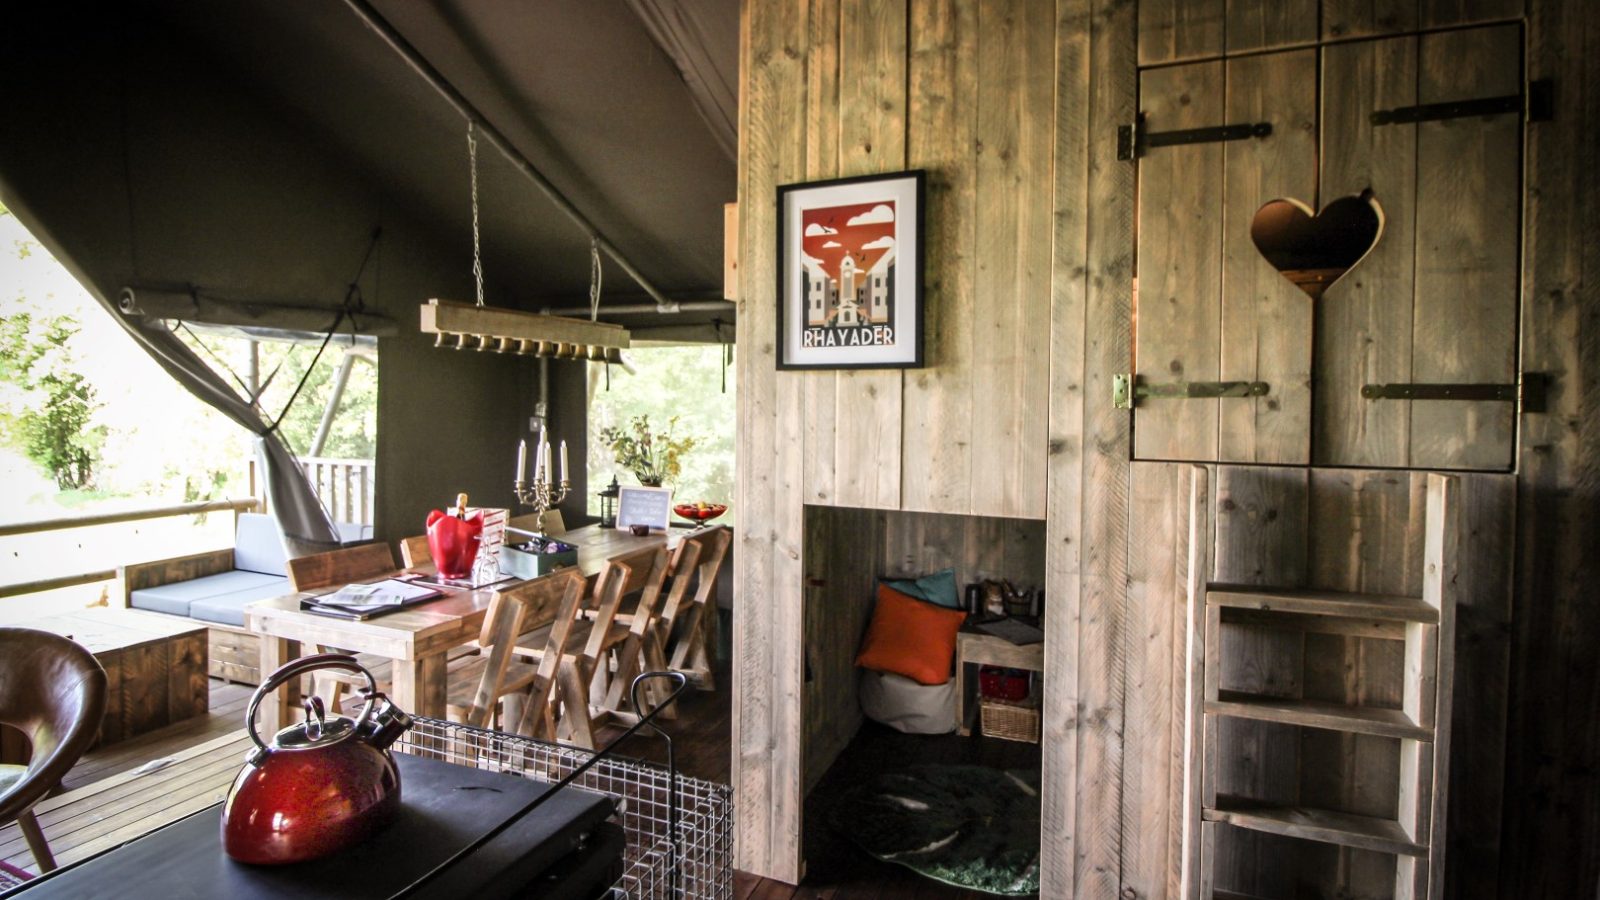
[980,696,1041,743]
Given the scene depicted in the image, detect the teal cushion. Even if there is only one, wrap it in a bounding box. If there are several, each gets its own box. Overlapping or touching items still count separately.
[881,568,961,609]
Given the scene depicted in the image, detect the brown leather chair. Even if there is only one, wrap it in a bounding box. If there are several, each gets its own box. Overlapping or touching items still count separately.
[0,628,107,872]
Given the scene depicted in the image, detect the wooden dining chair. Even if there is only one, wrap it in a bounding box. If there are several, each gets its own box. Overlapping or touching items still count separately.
[397,535,431,568]
[286,543,397,593]
[507,510,566,537]
[601,539,700,722]
[598,531,704,714]
[285,543,398,707]
[506,545,667,748]
[562,545,668,746]
[444,568,588,737]
[658,525,731,690]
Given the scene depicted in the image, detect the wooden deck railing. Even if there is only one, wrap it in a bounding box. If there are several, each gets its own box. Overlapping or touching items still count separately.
[250,457,375,527]
[0,498,260,601]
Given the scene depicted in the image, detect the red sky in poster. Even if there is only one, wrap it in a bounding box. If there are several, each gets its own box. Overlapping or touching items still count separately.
[800,200,896,283]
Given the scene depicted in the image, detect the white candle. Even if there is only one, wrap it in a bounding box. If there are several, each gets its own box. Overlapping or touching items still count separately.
[516,439,527,483]
[538,425,547,483]
[560,440,568,483]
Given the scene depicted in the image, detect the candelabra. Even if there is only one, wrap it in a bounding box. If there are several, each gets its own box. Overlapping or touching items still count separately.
[512,477,570,535]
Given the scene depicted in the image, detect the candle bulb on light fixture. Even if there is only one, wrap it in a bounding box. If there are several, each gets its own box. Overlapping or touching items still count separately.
[560,440,568,483]
[541,441,552,486]
[516,439,527,483]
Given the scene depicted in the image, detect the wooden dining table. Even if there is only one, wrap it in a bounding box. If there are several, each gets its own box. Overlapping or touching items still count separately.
[246,523,679,731]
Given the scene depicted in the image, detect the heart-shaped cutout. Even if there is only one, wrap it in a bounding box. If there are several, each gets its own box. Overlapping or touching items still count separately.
[1250,191,1384,300]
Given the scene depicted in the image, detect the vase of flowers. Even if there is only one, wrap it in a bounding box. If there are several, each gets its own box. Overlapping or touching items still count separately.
[601,414,696,487]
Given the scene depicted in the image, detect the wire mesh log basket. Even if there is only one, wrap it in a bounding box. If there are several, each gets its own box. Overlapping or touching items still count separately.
[393,716,733,899]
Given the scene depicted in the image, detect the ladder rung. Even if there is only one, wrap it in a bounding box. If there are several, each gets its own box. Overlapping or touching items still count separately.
[1206,585,1438,624]
[1205,795,1427,857]
[1219,606,1408,641]
[1207,691,1433,740]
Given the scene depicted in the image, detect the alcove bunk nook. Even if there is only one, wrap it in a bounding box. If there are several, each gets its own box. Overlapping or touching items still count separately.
[800,505,1047,890]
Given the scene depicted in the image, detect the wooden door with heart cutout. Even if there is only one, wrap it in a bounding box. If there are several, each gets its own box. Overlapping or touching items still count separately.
[1132,25,1521,471]
[1316,25,1521,470]
[1135,49,1318,464]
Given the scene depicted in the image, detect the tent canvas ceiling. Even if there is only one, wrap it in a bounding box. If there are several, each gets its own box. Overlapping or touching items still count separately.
[134,0,739,313]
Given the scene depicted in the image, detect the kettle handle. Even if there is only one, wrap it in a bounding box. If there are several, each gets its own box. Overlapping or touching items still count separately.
[244,652,382,755]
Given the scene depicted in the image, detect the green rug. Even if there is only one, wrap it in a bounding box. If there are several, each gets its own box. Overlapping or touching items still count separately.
[829,764,1041,896]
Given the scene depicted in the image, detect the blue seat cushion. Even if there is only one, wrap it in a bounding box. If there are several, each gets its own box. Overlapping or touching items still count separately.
[233,513,289,576]
[188,577,292,627]
[130,570,285,618]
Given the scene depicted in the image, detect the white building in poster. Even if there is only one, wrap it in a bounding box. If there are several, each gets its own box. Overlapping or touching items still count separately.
[805,266,831,327]
[866,250,894,324]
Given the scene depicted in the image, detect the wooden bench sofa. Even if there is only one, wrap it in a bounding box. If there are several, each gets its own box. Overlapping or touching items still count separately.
[118,513,371,685]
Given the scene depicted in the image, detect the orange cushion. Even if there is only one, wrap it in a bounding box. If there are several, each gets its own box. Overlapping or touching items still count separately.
[855,583,968,686]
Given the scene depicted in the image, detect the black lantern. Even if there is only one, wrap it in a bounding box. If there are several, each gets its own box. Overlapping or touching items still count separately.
[598,477,620,528]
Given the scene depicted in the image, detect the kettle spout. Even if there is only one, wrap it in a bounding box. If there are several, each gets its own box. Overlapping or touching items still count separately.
[361,694,414,750]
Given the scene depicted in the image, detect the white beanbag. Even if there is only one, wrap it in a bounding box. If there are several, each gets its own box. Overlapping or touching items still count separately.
[859,669,957,734]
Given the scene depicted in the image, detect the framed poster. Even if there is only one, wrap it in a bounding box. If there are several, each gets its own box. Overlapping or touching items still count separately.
[616,486,673,532]
[777,169,925,369]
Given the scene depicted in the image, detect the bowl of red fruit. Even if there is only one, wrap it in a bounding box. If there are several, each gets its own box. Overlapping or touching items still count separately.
[673,502,728,523]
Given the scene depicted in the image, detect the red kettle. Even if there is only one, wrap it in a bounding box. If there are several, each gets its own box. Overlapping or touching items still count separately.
[222,654,413,865]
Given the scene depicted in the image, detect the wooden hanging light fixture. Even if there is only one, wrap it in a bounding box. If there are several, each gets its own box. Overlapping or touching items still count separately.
[419,299,626,361]
[341,0,671,362]
[420,120,629,362]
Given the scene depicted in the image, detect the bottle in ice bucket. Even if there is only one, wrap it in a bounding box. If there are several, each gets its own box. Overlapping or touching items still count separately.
[425,492,482,579]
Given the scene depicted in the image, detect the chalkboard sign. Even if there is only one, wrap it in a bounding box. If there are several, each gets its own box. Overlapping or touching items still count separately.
[616,486,672,531]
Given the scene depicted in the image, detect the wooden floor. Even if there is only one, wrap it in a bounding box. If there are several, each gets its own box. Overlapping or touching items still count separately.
[23,670,1039,899]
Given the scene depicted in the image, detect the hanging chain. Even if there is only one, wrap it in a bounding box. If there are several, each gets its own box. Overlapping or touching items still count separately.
[588,236,603,322]
[468,121,485,307]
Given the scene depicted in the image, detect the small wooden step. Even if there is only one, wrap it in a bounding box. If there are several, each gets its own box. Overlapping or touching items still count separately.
[1205,795,1426,857]
[1207,691,1433,740]
[1206,585,1438,624]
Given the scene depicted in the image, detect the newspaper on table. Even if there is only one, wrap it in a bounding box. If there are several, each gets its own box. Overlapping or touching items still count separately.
[318,578,440,614]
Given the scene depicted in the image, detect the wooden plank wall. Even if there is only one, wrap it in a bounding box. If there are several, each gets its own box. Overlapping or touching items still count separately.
[737,0,1063,881]
[1505,0,1600,895]
[735,0,807,882]
[739,0,1600,895]
[878,510,1045,589]
[784,0,1054,521]
[1052,0,1136,895]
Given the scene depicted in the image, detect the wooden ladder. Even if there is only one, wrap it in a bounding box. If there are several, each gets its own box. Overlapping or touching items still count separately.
[1180,469,1459,900]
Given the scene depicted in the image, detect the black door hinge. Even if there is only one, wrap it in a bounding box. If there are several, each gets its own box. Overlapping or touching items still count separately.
[1118,114,1273,161]
[1360,373,1549,413]
[1371,79,1554,126]
[1114,374,1270,409]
